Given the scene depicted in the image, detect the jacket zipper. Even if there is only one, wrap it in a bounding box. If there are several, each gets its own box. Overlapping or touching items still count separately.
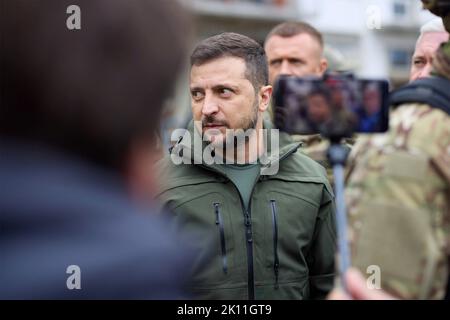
[216,187,255,299]
[244,203,254,300]
[270,200,280,289]
[197,145,300,300]
[214,202,228,274]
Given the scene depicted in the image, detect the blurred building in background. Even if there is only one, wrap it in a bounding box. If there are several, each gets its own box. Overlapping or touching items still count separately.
[180,0,436,84]
[161,0,436,150]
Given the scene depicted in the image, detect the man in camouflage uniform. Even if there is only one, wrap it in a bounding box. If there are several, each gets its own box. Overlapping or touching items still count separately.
[343,0,450,299]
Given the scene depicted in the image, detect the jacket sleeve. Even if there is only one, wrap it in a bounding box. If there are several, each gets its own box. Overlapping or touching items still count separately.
[306,187,337,299]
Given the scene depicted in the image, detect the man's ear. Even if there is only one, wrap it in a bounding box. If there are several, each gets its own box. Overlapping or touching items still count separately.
[258,85,273,112]
[319,58,328,76]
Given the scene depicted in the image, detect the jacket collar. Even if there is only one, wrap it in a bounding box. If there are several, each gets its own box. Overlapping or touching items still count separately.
[169,119,301,176]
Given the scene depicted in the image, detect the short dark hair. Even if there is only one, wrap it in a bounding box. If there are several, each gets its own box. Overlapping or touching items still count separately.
[309,88,332,105]
[265,22,324,49]
[190,32,268,89]
[0,0,190,169]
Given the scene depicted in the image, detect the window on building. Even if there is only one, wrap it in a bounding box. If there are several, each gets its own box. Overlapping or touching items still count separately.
[393,1,407,17]
[390,49,411,68]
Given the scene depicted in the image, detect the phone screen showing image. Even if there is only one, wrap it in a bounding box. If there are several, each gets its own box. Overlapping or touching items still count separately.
[273,75,390,137]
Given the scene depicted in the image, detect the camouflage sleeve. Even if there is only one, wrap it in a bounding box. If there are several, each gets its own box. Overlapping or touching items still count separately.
[428,114,450,185]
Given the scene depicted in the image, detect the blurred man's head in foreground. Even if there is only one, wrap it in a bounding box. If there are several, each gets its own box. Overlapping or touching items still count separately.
[0,0,189,167]
[264,22,328,86]
[0,0,190,197]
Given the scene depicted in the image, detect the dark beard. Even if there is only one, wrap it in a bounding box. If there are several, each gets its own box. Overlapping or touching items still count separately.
[203,100,259,153]
[226,100,259,152]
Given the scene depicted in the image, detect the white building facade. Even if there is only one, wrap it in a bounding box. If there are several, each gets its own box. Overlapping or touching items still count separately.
[181,0,436,85]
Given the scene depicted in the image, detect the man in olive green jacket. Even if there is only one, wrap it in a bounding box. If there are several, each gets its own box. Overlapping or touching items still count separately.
[156,32,336,300]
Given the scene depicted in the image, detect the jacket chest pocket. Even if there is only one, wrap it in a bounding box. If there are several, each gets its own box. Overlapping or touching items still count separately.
[263,191,320,283]
[171,191,237,285]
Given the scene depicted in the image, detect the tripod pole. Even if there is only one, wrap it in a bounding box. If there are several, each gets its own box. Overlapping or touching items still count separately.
[327,143,351,294]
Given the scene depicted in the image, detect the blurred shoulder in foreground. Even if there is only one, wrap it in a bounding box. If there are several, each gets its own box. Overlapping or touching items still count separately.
[0,0,193,299]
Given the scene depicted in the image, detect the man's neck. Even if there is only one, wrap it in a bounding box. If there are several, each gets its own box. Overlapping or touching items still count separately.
[217,124,265,165]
